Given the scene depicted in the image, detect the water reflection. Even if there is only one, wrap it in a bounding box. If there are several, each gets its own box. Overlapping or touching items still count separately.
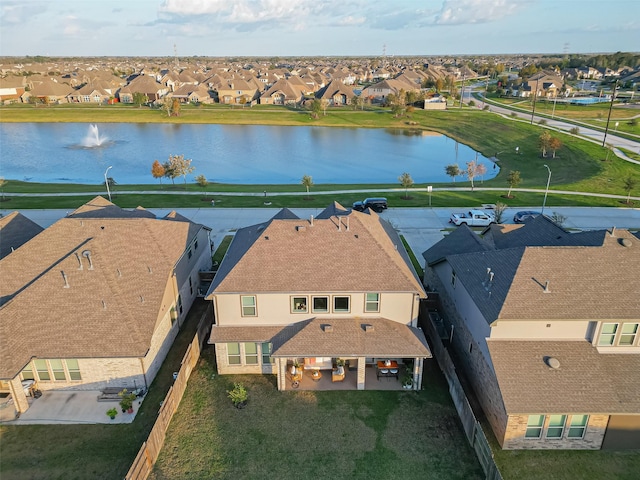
[0,123,499,185]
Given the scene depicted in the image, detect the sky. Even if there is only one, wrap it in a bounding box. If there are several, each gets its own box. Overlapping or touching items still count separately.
[1,0,638,57]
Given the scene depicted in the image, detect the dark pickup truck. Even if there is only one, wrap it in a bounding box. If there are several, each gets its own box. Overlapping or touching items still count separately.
[352,197,388,213]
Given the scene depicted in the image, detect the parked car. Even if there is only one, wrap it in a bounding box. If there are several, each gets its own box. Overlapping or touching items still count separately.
[352,197,388,213]
[449,209,495,226]
[513,211,542,223]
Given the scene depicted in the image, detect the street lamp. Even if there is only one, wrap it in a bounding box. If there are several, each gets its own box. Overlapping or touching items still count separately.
[541,164,551,215]
[104,165,113,202]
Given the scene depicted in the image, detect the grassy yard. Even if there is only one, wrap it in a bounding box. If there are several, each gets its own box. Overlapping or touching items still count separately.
[0,300,210,480]
[149,349,482,480]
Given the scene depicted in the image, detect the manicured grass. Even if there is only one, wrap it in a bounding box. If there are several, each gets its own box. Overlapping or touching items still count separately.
[0,300,210,480]
[148,350,483,480]
[400,235,424,278]
[212,235,233,265]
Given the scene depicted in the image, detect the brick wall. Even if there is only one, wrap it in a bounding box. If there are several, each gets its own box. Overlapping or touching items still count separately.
[503,414,607,450]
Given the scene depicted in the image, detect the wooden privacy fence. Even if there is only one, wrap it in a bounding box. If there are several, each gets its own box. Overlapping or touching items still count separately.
[126,312,210,480]
[422,309,503,480]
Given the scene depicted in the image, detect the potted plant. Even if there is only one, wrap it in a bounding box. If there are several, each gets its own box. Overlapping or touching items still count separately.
[106,407,118,420]
[401,372,413,390]
[291,359,301,375]
[227,382,248,409]
[335,358,345,367]
[118,389,136,413]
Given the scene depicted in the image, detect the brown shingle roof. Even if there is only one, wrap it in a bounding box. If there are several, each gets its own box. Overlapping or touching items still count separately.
[0,202,203,379]
[209,206,425,295]
[0,212,44,259]
[488,340,640,414]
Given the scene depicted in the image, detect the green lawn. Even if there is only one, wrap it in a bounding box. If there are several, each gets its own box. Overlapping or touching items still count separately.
[0,300,210,480]
[148,350,483,480]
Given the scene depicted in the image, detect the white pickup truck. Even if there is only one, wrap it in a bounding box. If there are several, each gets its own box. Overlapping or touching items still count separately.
[449,209,496,226]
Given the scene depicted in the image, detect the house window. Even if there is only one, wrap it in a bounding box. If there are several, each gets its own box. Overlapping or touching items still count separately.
[291,296,308,313]
[333,296,350,313]
[546,415,566,438]
[241,296,257,316]
[227,343,241,365]
[34,359,50,381]
[66,359,81,381]
[50,359,66,381]
[568,415,589,439]
[262,343,274,364]
[525,415,544,438]
[620,323,639,346]
[451,270,457,288]
[21,364,35,381]
[178,294,183,314]
[598,323,618,346]
[365,293,380,312]
[189,277,193,296]
[194,239,198,250]
[245,343,259,364]
[187,248,192,259]
[312,296,329,313]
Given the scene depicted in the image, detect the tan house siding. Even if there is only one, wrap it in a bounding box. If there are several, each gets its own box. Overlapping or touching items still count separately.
[503,414,608,450]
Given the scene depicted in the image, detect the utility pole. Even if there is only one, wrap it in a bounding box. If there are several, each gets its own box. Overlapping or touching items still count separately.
[530,77,540,124]
[459,75,465,109]
[602,79,618,147]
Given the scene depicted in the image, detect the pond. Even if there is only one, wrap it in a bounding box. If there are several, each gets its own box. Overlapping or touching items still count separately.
[0,123,498,185]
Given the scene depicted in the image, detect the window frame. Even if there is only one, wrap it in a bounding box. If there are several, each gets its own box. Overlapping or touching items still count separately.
[34,359,51,381]
[546,414,567,439]
[364,293,380,313]
[227,342,241,365]
[240,295,257,317]
[291,296,309,314]
[451,270,457,288]
[21,363,35,381]
[620,323,639,346]
[261,342,274,364]
[245,343,259,365]
[66,359,81,381]
[50,359,66,381]
[525,415,544,439]
[598,323,618,346]
[312,296,329,313]
[333,295,350,313]
[567,415,589,439]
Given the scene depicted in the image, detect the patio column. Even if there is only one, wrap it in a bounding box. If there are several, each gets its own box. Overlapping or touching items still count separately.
[276,358,286,391]
[414,358,424,391]
[8,376,29,414]
[356,357,365,390]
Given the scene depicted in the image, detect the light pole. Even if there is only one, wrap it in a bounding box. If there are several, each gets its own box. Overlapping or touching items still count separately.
[104,165,113,202]
[541,164,551,215]
[602,79,618,147]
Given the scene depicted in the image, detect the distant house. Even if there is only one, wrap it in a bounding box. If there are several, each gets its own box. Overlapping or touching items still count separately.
[21,78,74,104]
[0,76,27,104]
[315,79,355,106]
[259,78,306,105]
[215,77,259,105]
[118,75,168,103]
[0,197,212,417]
[360,77,417,103]
[422,218,640,450]
[170,83,214,104]
[207,203,432,391]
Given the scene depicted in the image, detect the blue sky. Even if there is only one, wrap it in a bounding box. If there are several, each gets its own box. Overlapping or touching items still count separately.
[1,0,638,57]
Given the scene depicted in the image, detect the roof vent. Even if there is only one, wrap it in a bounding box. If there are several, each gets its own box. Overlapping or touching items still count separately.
[310,215,314,226]
[620,238,632,247]
[75,252,83,270]
[264,236,269,240]
[323,324,333,333]
[364,324,375,332]
[296,225,306,231]
[543,280,551,293]
[82,250,94,270]
[61,270,70,288]
[545,357,560,369]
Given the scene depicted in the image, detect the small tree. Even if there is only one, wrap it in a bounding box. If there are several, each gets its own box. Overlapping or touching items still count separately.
[538,130,551,158]
[166,154,195,186]
[195,174,208,189]
[465,161,478,191]
[476,163,487,184]
[132,92,148,107]
[445,164,460,183]
[171,98,181,117]
[623,176,638,204]
[570,126,580,135]
[493,201,507,223]
[163,160,179,185]
[151,160,165,185]
[398,172,414,199]
[0,177,6,201]
[301,174,313,199]
[309,99,322,119]
[506,170,521,198]
[549,137,562,158]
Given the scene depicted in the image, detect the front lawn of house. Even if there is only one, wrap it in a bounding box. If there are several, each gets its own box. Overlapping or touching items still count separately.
[148,351,483,480]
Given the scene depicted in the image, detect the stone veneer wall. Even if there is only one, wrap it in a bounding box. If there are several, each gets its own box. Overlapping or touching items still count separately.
[214,342,267,375]
[424,267,509,445]
[503,414,608,450]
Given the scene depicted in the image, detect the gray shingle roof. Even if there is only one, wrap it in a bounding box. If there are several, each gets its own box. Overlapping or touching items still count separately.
[488,340,640,414]
[423,224,492,266]
[0,212,44,259]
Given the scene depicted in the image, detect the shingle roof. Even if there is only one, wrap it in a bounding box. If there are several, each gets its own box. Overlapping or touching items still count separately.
[211,317,431,358]
[0,199,204,379]
[207,205,425,296]
[68,196,156,219]
[0,212,44,259]
[423,224,492,265]
[488,340,640,414]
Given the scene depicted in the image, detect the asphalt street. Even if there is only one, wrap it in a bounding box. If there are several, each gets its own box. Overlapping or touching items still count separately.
[17,206,640,261]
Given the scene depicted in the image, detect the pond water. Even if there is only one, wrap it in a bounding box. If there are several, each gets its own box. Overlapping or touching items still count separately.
[0,123,498,185]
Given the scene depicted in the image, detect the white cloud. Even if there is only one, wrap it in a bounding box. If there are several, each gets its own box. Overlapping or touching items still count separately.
[435,0,525,25]
[159,0,312,21]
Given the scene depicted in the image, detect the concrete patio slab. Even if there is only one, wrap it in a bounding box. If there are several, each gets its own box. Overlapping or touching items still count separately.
[3,390,144,425]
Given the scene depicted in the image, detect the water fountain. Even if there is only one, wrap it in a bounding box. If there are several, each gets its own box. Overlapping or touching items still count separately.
[82,124,108,148]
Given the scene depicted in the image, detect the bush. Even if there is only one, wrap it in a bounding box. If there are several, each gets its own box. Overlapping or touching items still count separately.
[510,112,518,118]
[538,119,547,125]
[227,383,248,407]
[468,100,476,107]
[570,127,580,135]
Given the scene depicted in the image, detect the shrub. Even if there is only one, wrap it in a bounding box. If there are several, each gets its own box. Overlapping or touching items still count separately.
[227,383,248,407]
[570,127,580,135]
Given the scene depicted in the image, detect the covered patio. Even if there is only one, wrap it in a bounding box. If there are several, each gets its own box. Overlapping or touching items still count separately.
[281,362,411,391]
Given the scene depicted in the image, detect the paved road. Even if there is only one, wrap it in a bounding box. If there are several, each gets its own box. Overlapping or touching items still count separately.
[19,206,640,262]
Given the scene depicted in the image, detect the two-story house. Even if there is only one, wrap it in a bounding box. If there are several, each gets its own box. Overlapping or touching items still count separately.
[207,203,431,391]
[0,197,212,416]
[422,218,640,450]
